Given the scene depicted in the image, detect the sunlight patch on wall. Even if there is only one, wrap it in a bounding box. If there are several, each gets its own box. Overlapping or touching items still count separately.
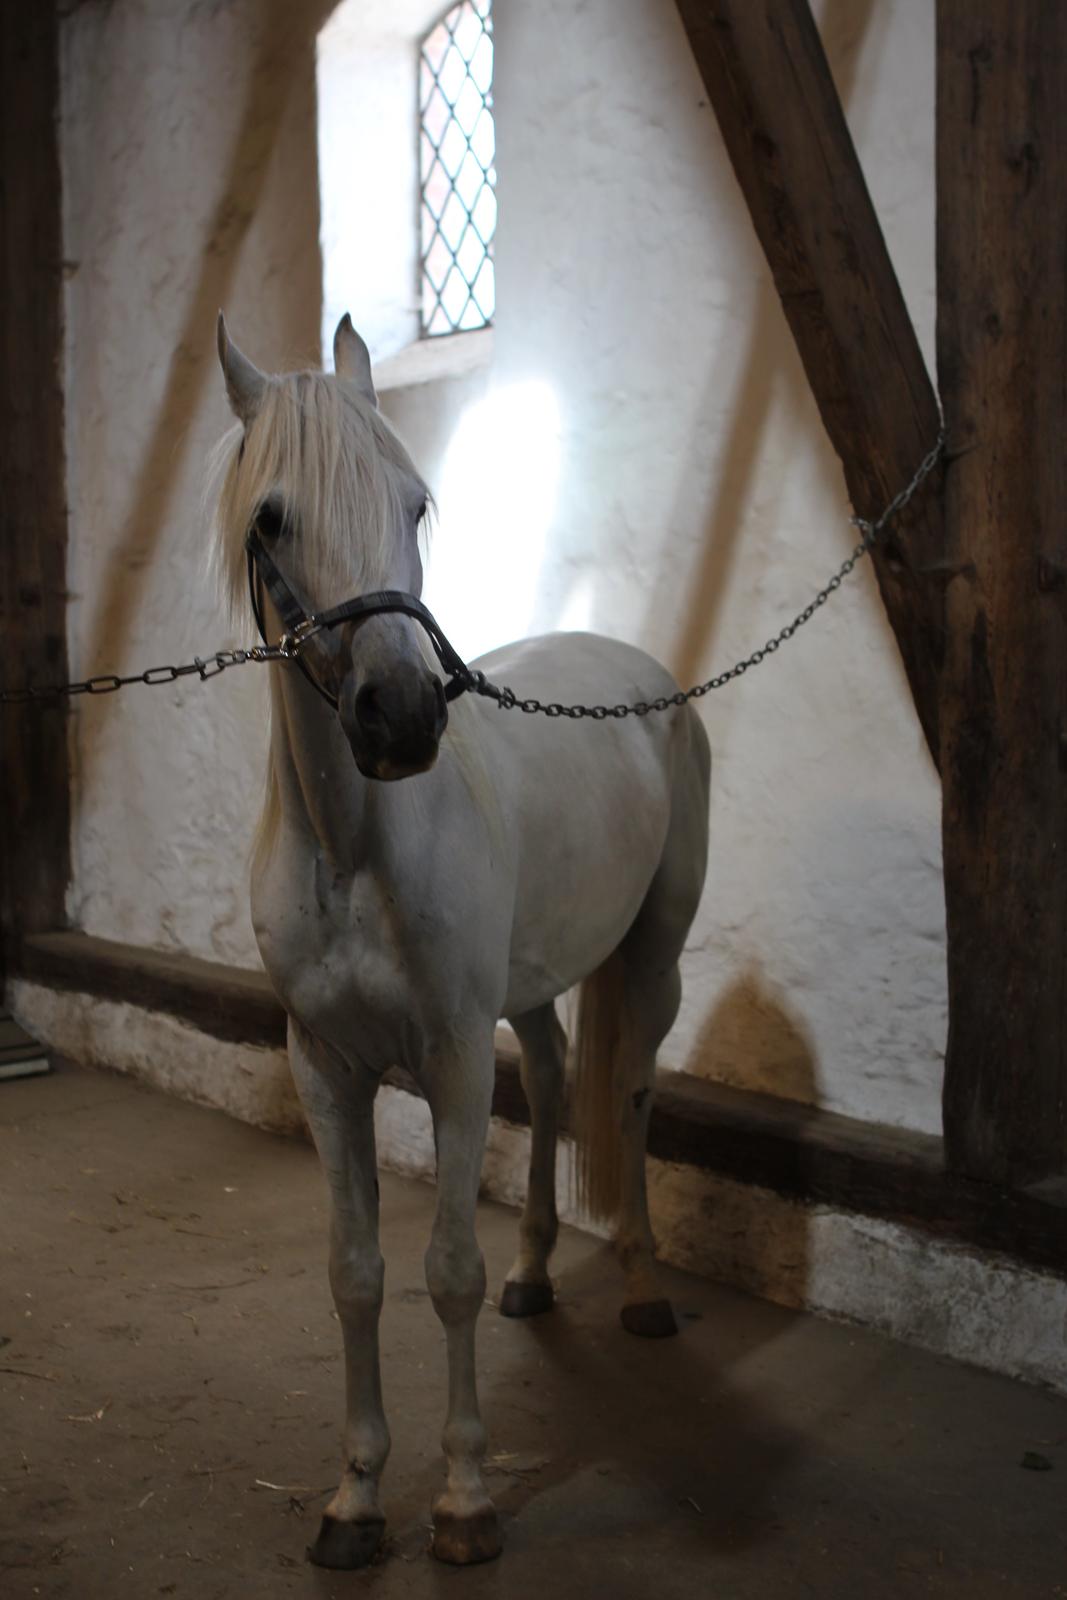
[423,380,561,661]
[555,571,595,635]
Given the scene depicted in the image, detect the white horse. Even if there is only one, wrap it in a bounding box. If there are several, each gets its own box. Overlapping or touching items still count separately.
[213,313,710,1568]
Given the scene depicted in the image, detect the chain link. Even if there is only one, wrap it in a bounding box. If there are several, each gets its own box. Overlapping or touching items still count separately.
[1,428,943,714]
[0,645,287,705]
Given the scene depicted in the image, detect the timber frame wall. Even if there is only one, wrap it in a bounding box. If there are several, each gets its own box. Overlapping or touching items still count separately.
[2,1,1065,1278]
[676,0,1067,1188]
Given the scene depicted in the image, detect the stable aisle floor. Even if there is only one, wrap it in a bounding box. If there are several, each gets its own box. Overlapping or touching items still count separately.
[1,1061,1065,1599]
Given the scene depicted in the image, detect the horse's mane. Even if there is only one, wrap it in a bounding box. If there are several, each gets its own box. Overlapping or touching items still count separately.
[207,366,498,869]
[211,369,429,629]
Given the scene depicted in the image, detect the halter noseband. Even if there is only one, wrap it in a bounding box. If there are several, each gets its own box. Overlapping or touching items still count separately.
[245,527,477,710]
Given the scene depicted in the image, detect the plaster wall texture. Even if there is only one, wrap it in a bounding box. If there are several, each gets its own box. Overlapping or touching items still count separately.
[56,0,944,1164]
[59,0,328,969]
[388,0,945,1134]
[12,980,1067,1398]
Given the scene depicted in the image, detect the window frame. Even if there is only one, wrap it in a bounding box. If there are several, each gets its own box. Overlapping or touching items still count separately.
[417,0,497,340]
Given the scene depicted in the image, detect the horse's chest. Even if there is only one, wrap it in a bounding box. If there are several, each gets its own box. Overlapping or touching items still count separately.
[255,873,425,1074]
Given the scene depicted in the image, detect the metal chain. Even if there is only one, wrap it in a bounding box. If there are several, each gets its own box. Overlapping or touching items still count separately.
[0,645,287,705]
[466,424,946,719]
[1,429,943,713]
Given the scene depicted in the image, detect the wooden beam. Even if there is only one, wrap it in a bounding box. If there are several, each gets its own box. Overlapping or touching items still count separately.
[0,0,71,966]
[13,931,1067,1275]
[936,2,1067,1182]
[674,0,945,762]
[16,930,287,1048]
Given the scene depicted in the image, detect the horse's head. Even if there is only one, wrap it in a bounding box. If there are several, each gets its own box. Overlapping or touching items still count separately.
[215,313,447,781]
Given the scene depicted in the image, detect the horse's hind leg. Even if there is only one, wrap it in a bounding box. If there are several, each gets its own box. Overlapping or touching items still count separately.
[615,712,709,1338]
[613,954,683,1338]
[500,1003,566,1317]
[288,1023,390,1570]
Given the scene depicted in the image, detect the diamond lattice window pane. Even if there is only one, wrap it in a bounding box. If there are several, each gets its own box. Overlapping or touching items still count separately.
[471,255,495,320]
[422,87,450,145]
[469,32,492,93]
[439,190,468,251]
[422,158,450,223]
[454,150,484,209]
[453,6,483,60]
[470,107,494,169]
[471,183,496,243]
[456,226,484,282]
[419,0,495,338]
[453,77,483,136]
[425,233,453,291]
[441,266,470,325]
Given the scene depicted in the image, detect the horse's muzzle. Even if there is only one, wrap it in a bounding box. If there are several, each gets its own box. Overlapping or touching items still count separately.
[338,666,448,781]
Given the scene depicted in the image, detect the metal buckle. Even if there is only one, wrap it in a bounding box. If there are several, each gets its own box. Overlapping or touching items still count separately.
[277,617,323,659]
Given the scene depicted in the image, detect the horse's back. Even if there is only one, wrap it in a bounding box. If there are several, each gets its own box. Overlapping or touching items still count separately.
[476,630,677,704]
[467,632,709,1011]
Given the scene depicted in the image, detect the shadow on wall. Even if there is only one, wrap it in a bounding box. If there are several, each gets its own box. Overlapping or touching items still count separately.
[81,0,336,691]
[648,0,884,699]
[664,0,883,1114]
[687,966,819,1106]
[669,968,817,1317]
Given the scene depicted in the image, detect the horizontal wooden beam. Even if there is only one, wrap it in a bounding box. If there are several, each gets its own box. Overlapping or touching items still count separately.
[11,930,1067,1276]
[15,930,286,1048]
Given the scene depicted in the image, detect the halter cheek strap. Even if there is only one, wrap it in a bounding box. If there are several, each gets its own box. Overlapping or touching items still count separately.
[245,528,476,709]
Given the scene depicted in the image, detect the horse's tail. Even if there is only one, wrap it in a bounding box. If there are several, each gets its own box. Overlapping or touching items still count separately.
[572,948,626,1223]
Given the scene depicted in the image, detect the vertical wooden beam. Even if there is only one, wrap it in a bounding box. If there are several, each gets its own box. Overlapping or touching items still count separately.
[0,0,71,968]
[937,2,1067,1182]
[674,0,945,764]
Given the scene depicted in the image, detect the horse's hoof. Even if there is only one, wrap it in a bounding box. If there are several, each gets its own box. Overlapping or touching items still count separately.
[307,1512,385,1569]
[499,1278,554,1318]
[432,1504,502,1565]
[620,1298,678,1338]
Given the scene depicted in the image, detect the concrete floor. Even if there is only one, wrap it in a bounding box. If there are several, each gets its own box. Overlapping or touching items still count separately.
[1,1062,1065,1600]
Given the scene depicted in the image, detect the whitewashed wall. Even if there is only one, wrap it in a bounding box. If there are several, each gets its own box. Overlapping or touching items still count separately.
[54,0,943,1135]
[390,0,945,1134]
[59,0,326,968]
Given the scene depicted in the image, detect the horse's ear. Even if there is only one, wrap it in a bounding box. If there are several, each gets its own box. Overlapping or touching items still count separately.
[333,313,377,408]
[217,311,267,426]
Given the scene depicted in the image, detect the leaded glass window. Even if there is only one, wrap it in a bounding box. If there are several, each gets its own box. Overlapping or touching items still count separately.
[419,0,496,337]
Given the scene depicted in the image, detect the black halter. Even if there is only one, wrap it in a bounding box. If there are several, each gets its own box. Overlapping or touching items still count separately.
[245,528,478,710]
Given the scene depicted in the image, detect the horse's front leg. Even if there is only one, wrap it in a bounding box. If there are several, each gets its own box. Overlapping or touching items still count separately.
[423,1034,501,1565]
[288,1022,390,1570]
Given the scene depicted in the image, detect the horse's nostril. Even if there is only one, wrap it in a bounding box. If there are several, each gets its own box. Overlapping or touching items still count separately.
[429,675,448,738]
[345,674,445,768]
[355,683,387,732]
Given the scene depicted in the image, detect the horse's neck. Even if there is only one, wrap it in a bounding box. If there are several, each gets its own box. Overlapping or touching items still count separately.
[268,672,368,874]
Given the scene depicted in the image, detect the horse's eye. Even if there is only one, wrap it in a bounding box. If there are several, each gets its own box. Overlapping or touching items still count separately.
[255,502,287,541]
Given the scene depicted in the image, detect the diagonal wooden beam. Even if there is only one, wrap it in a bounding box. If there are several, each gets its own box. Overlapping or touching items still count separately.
[675,0,944,764]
